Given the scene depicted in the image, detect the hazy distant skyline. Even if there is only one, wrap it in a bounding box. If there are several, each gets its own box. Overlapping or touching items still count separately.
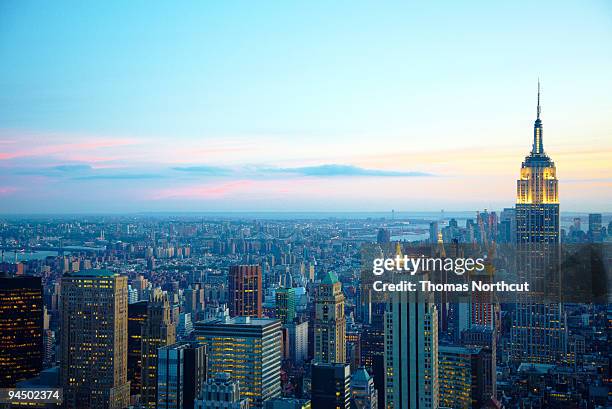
[1,1,611,213]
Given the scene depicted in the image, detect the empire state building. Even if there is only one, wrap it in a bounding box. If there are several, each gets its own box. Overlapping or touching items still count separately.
[516,82,560,243]
[510,83,567,364]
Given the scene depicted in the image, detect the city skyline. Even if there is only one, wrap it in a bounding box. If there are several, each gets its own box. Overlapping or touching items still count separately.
[1,1,612,213]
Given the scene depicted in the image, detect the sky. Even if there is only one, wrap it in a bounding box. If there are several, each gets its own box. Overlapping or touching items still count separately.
[1,0,611,213]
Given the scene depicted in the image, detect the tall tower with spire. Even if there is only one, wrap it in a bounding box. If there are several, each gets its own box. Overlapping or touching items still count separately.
[511,83,567,364]
[516,81,559,242]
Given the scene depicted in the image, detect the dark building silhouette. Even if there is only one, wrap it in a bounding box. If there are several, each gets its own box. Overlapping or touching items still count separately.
[0,275,43,387]
[311,362,350,409]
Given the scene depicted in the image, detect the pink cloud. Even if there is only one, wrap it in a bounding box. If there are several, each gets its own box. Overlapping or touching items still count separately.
[152,180,255,199]
[0,187,17,196]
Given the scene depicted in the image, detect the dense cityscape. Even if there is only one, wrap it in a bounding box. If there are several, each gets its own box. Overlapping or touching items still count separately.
[0,91,611,409]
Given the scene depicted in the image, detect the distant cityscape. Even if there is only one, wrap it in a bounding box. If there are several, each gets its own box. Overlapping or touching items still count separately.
[1,90,611,409]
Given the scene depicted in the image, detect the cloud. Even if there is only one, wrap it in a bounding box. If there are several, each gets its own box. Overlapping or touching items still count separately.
[152,180,253,199]
[267,164,433,177]
[53,164,93,172]
[0,187,17,196]
[171,166,231,175]
[74,174,164,180]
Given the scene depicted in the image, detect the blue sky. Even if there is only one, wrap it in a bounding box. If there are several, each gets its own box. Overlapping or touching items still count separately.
[1,1,611,213]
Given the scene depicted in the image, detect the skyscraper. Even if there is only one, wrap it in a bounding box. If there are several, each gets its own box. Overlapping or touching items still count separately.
[275,287,296,324]
[314,271,346,364]
[0,275,43,387]
[438,345,486,409]
[588,213,603,242]
[60,270,130,409]
[311,362,351,409]
[157,341,207,409]
[128,300,148,396]
[194,316,281,408]
[141,289,177,408]
[511,84,567,364]
[229,265,263,318]
[515,82,559,243]
[384,274,439,409]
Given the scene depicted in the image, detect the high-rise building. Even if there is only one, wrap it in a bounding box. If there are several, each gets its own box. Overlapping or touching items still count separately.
[376,229,391,245]
[157,341,207,409]
[194,316,281,408]
[461,326,496,403]
[351,367,378,409]
[275,287,296,324]
[428,222,438,244]
[194,373,249,409]
[515,83,559,243]
[384,274,438,409]
[128,300,148,396]
[588,213,603,242]
[60,270,130,409]
[228,265,262,318]
[511,83,567,364]
[314,272,346,364]
[311,362,351,409]
[141,288,176,408]
[438,345,487,409]
[0,275,43,387]
[286,320,308,363]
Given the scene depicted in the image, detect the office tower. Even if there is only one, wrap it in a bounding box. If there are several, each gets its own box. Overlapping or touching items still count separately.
[194,316,281,408]
[157,341,207,409]
[346,331,361,371]
[511,83,567,364]
[461,326,496,402]
[438,346,486,409]
[428,222,438,244]
[286,320,308,363]
[311,362,351,409]
[142,289,177,408]
[128,300,148,396]
[184,283,205,320]
[229,265,263,318]
[588,213,603,242]
[360,323,385,409]
[0,275,43,387]
[194,373,249,409]
[384,276,438,409]
[264,398,311,409]
[178,312,194,339]
[314,272,346,364]
[275,287,296,324]
[60,270,130,409]
[499,208,516,243]
[376,229,391,245]
[351,367,378,409]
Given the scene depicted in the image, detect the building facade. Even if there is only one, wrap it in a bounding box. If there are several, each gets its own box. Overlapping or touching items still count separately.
[0,275,43,387]
[60,270,130,409]
[195,316,281,408]
[313,272,346,364]
[229,265,263,318]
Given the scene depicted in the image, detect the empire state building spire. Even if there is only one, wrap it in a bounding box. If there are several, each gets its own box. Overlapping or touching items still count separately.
[532,80,544,155]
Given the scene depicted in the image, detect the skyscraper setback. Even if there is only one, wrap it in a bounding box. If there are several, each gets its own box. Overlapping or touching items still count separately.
[511,83,568,364]
[60,270,130,409]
